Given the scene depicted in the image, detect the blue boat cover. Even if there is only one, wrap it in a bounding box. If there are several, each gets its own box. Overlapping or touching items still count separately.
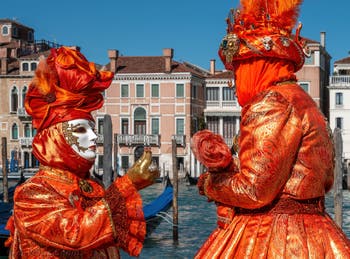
[143,186,173,220]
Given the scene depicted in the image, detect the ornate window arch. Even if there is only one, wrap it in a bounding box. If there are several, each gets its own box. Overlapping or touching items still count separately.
[134,107,146,135]
[2,26,9,35]
[22,85,28,107]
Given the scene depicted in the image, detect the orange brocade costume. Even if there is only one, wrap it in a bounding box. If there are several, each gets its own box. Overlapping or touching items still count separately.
[192,1,350,257]
[194,81,350,258]
[5,123,145,258]
[4,46,149,258]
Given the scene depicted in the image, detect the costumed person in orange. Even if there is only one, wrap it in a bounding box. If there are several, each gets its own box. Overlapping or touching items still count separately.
[191,0,350,258]
[5,46,159,258]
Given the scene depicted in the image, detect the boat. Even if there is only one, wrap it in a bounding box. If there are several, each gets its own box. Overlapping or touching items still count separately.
[143,177,173,236]
[184,172,198,186]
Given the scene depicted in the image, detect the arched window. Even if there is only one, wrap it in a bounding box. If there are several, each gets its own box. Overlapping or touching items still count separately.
[22,86,27,107]
[30,62,37,71]
[134,107,146,135]
[2,26,9,35]
[22,62,29,71]
[11,87,18,112]
[24,123,31,137]
[12,124,18,139]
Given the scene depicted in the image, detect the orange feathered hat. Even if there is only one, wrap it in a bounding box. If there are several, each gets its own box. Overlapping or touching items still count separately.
[219,0,306,72]
[25,46,114,132]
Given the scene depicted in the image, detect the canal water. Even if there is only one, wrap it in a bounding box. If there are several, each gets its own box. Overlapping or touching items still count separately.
[122,183,350,259]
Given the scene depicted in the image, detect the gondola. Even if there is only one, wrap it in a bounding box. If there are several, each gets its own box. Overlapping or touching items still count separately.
[184,172,198,186]
[143,176,173,236]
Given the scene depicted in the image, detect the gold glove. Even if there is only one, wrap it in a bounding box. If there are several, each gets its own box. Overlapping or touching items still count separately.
[127,148,160,190]
[230,134,239,155]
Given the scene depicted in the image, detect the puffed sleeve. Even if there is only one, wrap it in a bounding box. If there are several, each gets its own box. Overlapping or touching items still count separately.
[205,91,303,209]
[104,175,146,256]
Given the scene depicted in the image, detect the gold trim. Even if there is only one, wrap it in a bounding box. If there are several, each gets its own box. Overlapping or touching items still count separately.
[102,198,117,239]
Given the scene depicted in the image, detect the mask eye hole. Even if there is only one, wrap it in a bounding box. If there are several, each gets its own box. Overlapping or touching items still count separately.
[73,126,87,134]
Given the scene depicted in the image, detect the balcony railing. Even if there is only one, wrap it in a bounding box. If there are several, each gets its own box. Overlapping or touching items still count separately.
[19,137,33,147]
[172,135,186,147]
[117,134,160,146]
[207,100,238,108]
[330,75,350,86]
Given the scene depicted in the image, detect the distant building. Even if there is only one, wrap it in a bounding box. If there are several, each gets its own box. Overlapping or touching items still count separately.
[296,32,331,119]
[0,19,61,173]
[97,49,208,178]
[329,56,350,168]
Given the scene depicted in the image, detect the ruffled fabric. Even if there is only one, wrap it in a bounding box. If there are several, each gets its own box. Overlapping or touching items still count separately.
[105,176,146,257]
[191,130,233,171]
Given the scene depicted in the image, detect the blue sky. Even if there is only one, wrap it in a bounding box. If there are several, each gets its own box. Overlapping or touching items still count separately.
[1,1,348,71]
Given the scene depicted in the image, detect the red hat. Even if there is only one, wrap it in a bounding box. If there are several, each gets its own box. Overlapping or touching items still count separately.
[25,47,114,132]
[219,0,306,72]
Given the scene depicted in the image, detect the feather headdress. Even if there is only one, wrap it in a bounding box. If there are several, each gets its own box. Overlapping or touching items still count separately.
[219,0,306,71]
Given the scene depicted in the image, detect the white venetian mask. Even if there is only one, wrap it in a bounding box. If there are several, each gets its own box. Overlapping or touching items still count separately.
[62,119,98,161]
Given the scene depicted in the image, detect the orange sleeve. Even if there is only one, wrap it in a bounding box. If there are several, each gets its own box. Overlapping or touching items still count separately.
[205,91,303,209]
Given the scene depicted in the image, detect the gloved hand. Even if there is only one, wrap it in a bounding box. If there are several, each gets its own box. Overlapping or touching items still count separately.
[127,148,160,190]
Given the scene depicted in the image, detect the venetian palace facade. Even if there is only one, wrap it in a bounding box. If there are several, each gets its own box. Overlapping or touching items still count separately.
[0,19,331,178]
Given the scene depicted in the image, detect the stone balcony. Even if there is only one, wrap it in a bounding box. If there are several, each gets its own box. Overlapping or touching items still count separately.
[330,75,350,87]
[117,134,161,146]
[172,135,186,147]
[19,137,33,147]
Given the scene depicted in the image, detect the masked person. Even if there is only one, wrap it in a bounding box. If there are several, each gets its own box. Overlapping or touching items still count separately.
[5,46,159,258]
[191,0,350,258]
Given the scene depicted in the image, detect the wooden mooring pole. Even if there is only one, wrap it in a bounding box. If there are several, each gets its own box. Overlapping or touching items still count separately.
[1,137,9,203]
[114,133,118,179]
[172,138,178,241]
[103,114,113,188]
[333,128,343,228]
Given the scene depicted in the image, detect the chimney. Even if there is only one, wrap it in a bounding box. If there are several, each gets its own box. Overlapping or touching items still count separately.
[163,48,174,73]
[0,48,8,75]
[320,32,326,48]
[108,49,119,73]
[210,59,216,75]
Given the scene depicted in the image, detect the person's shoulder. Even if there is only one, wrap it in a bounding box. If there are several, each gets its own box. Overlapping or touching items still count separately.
[245,87,291,113]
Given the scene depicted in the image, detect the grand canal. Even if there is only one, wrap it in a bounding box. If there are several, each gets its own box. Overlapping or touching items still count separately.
[122,182,350,258]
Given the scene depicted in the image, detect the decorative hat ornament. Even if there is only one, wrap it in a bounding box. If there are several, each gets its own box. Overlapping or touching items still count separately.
[219,0,306,72]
